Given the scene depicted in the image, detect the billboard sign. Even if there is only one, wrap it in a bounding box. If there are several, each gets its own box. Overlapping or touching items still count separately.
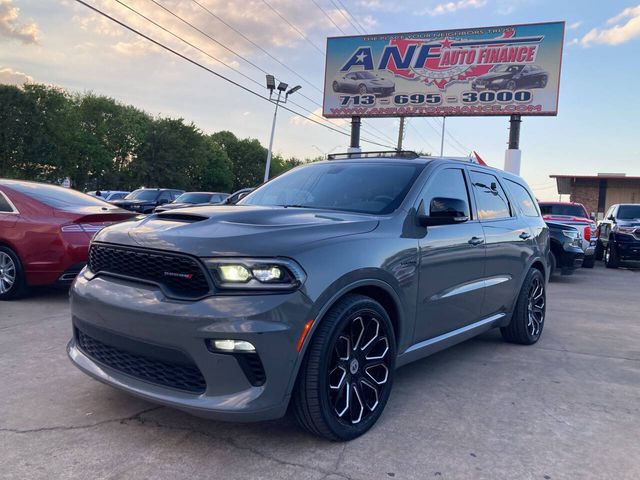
[323,22,564,118]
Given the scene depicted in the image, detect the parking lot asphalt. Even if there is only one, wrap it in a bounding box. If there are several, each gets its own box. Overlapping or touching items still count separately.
[1,263,639,480]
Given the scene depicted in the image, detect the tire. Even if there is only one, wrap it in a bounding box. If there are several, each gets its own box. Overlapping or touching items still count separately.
[595,240,604,261]
[500,269,546,345]
[0,246,27,300]
[358,84,368,95]
[540,77,548,88]
[292,294,396,441]
[332,81,339,92]
[506,80,517,90]
[582,255,595,268]
[605,243,620,269]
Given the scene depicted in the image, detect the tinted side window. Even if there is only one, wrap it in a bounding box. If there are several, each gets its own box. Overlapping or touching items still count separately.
[506,180,539,217]
[470,171,511,220]
[158,191,172,202]
[0,191,14,212]
[422,168,471,218]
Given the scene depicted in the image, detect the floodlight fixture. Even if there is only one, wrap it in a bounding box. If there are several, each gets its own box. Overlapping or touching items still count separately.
[287,85,302,96]
[276,81,288,92]
[265,74,276,91]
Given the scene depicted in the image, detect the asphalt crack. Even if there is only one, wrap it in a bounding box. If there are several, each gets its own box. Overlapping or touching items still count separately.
[0,406,162,434]
[125,416,356,480]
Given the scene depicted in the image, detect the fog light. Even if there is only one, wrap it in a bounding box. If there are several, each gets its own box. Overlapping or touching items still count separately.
[211,339,256,352]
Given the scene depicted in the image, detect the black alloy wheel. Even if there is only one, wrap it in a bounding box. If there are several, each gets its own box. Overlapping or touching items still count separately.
[506,80,517,90]
[292,294,396,441]
[358,84,368,95]
[332,81,339,92]
[501,268,546,345]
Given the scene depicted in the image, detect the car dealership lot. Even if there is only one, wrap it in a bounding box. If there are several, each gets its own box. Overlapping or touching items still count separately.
[1,264,639,480]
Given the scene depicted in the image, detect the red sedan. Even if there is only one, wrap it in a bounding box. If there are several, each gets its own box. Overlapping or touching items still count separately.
[0,179,136,299]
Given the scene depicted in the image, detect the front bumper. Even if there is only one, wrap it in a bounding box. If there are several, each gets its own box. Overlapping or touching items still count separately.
[68,271,314,421]
[615,239,640,260]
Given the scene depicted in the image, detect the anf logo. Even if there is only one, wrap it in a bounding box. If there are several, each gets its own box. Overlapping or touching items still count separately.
[164,271,193,280]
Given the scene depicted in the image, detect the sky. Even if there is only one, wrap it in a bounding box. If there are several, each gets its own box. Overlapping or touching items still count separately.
[1,0,639,200]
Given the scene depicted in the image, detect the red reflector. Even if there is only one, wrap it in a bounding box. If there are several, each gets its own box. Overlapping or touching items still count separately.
[584,226,590,241]
[296,320,314,353]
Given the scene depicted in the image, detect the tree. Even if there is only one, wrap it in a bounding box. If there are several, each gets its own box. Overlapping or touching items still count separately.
[211,131,268,190]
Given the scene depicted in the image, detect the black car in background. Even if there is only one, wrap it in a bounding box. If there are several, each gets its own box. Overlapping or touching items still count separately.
[154,192,229,213]
[472,64,549,91]
[596,203,640,268]
[110,188,183,214]
[547,221,584,276]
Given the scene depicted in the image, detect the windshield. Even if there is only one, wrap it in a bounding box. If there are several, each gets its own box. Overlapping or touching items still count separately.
[240,162,424,214]
[539,203,588,218]
[617,205,640,220]
[175,193,212,204]
[356,72,376,79]
[5,182,110,208]
[125,189,159,201]
[493,65,523,73]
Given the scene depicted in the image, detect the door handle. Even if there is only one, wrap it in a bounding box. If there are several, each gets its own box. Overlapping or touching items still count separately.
[519,232,531,240]
[468,236,484,246]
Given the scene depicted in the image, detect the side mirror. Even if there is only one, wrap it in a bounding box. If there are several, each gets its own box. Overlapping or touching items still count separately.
[608,215,615,221]
[418,197,470,226]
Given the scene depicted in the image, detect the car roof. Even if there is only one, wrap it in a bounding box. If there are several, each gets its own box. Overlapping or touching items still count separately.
[539,201,584,205]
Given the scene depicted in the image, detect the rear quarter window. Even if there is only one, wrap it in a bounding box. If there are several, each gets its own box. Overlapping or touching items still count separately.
[506,180,540,217]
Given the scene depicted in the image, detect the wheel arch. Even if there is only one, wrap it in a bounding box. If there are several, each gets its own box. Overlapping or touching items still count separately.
[285,278,404,398]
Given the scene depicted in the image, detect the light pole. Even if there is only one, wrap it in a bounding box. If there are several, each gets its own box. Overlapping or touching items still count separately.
[264,75,301,183]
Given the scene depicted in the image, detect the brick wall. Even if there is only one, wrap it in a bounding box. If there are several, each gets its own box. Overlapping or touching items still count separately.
[570,179,600,216]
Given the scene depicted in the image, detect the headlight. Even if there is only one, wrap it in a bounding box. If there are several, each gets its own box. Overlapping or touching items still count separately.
[204,258,306,291]
[616,226,636,234]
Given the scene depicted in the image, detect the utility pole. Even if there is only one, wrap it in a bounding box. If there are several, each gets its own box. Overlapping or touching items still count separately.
[440,116,446,156]
[264,75,301,182]
[396,117,405,151]
[504,114,522,175]
[264,88,281,183]
[349,116,361,153]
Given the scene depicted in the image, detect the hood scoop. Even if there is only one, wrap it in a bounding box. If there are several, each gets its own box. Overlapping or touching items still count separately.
[156,212,208,223]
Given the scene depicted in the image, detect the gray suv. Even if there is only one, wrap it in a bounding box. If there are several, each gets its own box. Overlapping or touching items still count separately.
[68,152,550,440]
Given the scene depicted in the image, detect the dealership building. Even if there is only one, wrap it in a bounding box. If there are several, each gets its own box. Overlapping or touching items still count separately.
[550,173,640,219]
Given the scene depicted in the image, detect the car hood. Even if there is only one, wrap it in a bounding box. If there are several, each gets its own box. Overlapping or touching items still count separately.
[477,72,511,82]
[93,205,379,257]
[111,199,154,206]
[618,219,640,227]
[365,78,394,87]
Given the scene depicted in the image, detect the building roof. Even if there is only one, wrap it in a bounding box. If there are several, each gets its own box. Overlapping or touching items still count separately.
[550,174,640,180]
[550,174,640,195]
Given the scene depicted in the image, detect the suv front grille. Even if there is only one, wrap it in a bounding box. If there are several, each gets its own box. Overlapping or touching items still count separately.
[76,329,206,394]
[88,244,210,298]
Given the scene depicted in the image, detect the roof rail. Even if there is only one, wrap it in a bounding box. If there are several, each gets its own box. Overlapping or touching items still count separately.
[327,150,420,160]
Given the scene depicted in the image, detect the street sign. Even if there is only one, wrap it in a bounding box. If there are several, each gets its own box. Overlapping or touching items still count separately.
[323,22,564,118]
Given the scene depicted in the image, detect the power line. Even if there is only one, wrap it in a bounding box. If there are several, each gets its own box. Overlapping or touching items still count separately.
[261,0,325,55]
[74,0,395,149]
[135,0,393,146]
[142,0,395,145]
[328,0,364,34]
[407,121,436,152]
[310,0,347,35]
[189,0,324,95]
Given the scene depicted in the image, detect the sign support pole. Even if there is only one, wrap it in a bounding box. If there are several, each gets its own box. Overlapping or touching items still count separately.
[349,116,361,153]
[504,114,522,175]
[396,117,405,151]
[440,117,446,156]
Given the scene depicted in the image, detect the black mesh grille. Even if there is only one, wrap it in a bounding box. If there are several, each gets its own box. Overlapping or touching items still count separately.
[89,244,210,298]
[76,329,206,393]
